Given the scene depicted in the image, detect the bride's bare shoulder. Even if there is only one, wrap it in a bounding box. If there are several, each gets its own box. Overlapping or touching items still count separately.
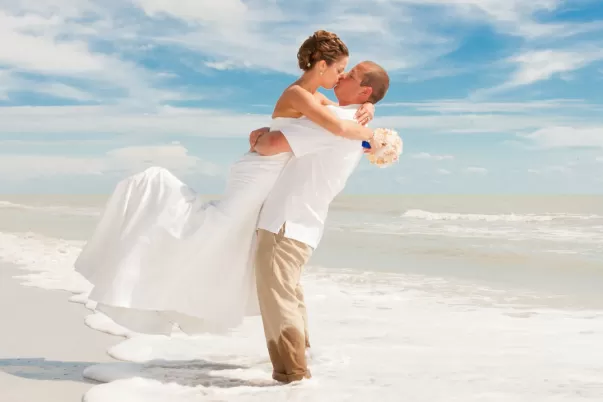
[313,91,337,106]
[272,84,316,118]
[281,84,310,97]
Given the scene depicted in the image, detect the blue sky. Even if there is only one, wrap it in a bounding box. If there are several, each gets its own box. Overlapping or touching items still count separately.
[1,0,602,194]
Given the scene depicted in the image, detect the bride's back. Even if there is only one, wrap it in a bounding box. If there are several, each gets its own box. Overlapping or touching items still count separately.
[271,84,325,120]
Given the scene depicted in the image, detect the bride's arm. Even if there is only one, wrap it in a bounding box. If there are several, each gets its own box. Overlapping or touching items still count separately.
[286,86,375,142]
[249,87,380,156]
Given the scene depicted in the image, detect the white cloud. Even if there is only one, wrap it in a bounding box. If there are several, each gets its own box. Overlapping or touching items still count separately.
[0,0,595,110]
[380,99,602,114]
[465,166,488,175]
[386,0,587,39]
[131,0,587,74]
[0,8,179,106]
[3,1,454,101]
[0,71,94,101]
[0,105,270,137]
[547,165,571,173]
[0,155,105,179]
[106,144,222,176]
[412,152,454,160]
[134,0,251,23]
[204,60,247,71]
[0,139,115,147]
[596,156,603,163]
[375,113,580,134]
[1,94,600,140]
[373,99,603,139]
[0,1,601,195]
[0,0,101,17]
[0,100,597,139]
[505,49,603,88]
[35,83,95,101]
[528,164,574,175]
[0,144,222,180]
[132,0,459,74]
[0,1,600,143]
[473,48,603,97]
[524,126,603,149]
[0,11,104,75]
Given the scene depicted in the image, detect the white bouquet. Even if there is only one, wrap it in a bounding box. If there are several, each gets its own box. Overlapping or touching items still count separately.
[364,128,403,168]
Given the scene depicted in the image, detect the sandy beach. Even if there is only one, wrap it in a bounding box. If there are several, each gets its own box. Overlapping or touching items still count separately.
[0,262,119,402]
[1,195,603,401]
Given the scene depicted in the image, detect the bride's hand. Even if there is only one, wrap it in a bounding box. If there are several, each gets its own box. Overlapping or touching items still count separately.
[355,102,375,126]
[249,127,269,151]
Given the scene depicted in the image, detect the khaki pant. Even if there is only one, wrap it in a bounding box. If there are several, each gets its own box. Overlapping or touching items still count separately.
[255,225,313,383]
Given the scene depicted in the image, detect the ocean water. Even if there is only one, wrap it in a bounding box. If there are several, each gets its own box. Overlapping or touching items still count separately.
[1,194,603,401]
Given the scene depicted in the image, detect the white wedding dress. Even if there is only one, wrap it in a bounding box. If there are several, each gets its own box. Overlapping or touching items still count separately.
[75,119,297,335]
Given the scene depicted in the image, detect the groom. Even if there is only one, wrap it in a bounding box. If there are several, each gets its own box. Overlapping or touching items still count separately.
[249,61,390,383]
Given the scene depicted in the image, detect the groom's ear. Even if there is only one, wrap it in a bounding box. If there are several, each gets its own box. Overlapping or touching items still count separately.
[360,86,373,101]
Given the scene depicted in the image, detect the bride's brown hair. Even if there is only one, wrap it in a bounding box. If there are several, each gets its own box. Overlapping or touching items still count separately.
[297,30,349,71]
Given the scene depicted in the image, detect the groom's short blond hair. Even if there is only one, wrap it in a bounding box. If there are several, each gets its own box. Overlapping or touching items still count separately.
[359,61,390,104]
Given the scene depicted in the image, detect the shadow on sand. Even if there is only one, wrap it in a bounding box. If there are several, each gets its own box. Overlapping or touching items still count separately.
[0,358,98,384]
[0,357,279,388]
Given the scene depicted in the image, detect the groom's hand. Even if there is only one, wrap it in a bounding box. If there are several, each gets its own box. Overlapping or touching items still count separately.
[355,102,375,126]
[254,131,291,156]
[249,127,270,151]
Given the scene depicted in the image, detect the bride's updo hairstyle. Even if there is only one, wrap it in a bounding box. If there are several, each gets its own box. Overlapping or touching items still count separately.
[297,30,349,72]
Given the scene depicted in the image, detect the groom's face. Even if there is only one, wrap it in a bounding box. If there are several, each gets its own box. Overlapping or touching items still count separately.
[334,64,371,105]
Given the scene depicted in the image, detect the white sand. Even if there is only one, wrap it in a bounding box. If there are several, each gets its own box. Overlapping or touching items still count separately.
[2,230,603,401]
[0,262,120,402]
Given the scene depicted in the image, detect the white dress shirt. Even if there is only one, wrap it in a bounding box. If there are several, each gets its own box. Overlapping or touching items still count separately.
[257,104,364,249]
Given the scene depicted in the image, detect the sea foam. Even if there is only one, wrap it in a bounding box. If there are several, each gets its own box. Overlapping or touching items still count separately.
[401,209,598,222]
[1,230,603,402]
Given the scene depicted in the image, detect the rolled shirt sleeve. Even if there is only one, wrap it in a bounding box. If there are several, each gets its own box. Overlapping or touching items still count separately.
[281,125,334,157]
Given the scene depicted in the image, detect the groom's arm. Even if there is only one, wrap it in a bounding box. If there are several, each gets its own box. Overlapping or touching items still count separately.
[250,118,372,158]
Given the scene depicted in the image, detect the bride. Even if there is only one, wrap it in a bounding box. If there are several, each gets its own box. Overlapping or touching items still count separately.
[75,30,378,335]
